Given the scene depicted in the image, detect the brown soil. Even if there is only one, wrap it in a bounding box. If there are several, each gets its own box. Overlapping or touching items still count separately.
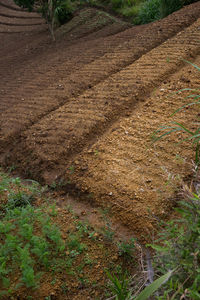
[0,0,200,240]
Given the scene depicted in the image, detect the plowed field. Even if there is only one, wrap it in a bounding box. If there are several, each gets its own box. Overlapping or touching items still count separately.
[1,0,200,239]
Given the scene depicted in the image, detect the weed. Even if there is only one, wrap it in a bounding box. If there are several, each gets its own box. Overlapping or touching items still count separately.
[106,270,132,300]
[67,234,87,254]
[61,282,68,294]
[150,192,200,299]
[84,254,94,266]
[8,164,17,172]
[101,224,115,242]
[69,165,75,174]
[75,220,90,236]
[94,149,99,156]
[0,204,67,293]
[106,269,173,299]
[49,178,65,190]
[117,238,135,257]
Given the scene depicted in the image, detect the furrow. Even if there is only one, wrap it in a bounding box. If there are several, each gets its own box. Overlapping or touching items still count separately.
[68,57,200,238]
[5,18,200,188]
[1,5,200,147]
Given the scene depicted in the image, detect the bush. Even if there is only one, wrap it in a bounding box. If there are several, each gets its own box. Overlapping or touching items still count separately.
[14,0,34,11]
[54,0,74,25]
[160,0,183,18]
[160,0,199,18]
[134,0,160,24]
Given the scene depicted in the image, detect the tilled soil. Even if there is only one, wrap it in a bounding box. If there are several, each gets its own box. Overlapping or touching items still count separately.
[1,0,200,238]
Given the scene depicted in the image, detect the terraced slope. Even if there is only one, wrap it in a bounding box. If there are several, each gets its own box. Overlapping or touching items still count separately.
[1,2,200,147]
[0,1,200,238]
[70,57,200,237]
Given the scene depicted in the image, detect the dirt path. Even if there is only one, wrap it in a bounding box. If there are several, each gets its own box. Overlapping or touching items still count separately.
[0,1,200,239]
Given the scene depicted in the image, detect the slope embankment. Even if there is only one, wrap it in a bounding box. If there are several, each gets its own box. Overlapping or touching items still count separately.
[0,0,200,238]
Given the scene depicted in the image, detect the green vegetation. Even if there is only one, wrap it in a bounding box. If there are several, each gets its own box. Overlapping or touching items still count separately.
[0,170,136,298]
[151,193,200,299]
[86,0,198,24]
[14,0,74,39]
[106,269,173,299]
[14,0,199,36]
[0,173,67,296]
[117,238,135,257]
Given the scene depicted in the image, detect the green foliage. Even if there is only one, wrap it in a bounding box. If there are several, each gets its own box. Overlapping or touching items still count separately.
[14,0,34,11]
[0,175,39,211]
[48,0,73,25]
[106,270,132,300]
[117,238,135,257]
[106,269,173,299]
[160,0,198,18]
[0,205,66,293]
[134,0,160,24]
[160,0,182,18]
[136,270,173,299]
[150,193,200,299]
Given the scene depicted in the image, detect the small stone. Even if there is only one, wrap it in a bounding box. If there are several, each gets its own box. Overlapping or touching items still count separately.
[108,192,113,196]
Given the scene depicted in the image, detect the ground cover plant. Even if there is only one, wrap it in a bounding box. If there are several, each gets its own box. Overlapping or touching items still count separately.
[0,170,138,299]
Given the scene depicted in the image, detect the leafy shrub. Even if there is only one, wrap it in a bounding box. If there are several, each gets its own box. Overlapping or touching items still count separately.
[134,0,160,24]
[54,0,74,25]
[160,0,183,18]
[160,0,199,18]
[14,0,34,11]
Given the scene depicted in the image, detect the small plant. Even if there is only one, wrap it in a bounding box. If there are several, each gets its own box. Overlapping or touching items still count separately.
[69,165,75,174]
[101,223,115,242]
[106,270,132,300]
[117,238,135,257]
[106,269,173,299]
[0,205,67,294]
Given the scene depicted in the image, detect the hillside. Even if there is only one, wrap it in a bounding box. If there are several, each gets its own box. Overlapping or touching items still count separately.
[1,0,200,235]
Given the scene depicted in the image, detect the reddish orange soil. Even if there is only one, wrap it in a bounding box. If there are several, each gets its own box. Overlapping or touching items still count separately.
[0,0,200,239]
